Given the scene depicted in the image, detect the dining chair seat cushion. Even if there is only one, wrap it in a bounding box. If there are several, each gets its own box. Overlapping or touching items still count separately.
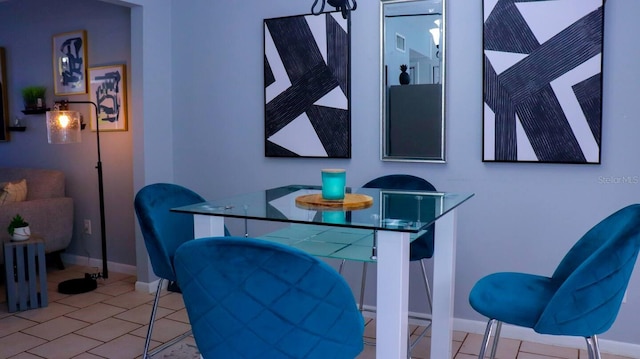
[469,272,558,329]
[175,236,364,358]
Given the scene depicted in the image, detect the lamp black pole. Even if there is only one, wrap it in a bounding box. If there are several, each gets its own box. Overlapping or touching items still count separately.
[57,100,108,294]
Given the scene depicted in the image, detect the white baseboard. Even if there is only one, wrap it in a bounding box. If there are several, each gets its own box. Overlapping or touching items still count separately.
[135,278,162,294]
[361,305,640,358]
[59,253,137,276]
[60,253,164,295]
[455,318,640,358]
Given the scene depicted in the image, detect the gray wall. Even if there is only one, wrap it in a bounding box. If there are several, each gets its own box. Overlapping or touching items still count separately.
[0,0,135,267]
[2,0,640,349]
[170,0,640,346]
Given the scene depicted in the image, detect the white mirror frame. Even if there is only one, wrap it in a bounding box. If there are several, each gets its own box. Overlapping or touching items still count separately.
[380,0,446,163]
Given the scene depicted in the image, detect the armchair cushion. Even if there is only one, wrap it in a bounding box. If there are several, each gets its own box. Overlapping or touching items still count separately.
[0,179,27,205]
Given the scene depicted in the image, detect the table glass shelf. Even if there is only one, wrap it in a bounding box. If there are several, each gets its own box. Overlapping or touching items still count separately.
[173,185,473,262]
[172,184,474,233]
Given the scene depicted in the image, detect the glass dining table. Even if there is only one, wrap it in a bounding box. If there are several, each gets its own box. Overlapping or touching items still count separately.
[172,184,474,358]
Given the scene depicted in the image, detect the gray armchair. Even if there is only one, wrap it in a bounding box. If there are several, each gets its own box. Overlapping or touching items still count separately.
[0,168,74,268]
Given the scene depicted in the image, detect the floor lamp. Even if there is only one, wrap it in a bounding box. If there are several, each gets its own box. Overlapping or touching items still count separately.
[46,100,108,294]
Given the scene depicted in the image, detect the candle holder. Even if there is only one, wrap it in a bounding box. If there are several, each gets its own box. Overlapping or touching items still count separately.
[321,169,346,200]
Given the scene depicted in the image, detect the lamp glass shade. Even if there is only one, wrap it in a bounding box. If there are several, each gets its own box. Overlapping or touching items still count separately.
[46,110,82,144]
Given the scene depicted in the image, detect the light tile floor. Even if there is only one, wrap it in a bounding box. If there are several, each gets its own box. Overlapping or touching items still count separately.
[0,264,636,359]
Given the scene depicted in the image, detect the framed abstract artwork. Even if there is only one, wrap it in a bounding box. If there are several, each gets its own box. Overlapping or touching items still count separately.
[89,64,127,132]
[53,30,88,96]
[264,12,351,158]
[483,0,604,164]
[0,48,8,141]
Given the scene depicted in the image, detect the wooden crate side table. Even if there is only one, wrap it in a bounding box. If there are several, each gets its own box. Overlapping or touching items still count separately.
[3,237,48,312]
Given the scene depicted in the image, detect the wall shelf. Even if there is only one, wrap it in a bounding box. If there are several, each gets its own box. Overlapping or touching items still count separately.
[21,108,50,115]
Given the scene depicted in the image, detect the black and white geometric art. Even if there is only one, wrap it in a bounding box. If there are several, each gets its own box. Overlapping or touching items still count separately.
[264,12,350,158]
[483,0,604,164]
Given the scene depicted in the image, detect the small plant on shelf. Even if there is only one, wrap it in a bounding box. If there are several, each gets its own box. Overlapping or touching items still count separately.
[8,214,29,235]
[21,86,47,110]
[7,214,30,241]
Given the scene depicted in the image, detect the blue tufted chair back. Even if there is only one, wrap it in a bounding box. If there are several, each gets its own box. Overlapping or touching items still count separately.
[134,183,229,281]
[534,204,640,336]
[363,174,437,260]
[174,236,365,359]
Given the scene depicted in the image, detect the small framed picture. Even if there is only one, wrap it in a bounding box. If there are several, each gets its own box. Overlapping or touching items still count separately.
[52,30,88,95]
[88,64,127,132]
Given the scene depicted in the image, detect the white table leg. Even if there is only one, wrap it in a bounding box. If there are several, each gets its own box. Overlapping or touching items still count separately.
[431,209,457,359]
[376,230,410,358]
[193,214,225,238]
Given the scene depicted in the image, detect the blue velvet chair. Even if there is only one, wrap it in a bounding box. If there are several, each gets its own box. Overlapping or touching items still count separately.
[134,183,230,359]
[352,174,437,311]
[469,204,640,359]
[174,236,365,359]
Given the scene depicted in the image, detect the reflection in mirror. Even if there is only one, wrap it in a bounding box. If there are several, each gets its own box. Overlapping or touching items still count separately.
[381,0,445,162]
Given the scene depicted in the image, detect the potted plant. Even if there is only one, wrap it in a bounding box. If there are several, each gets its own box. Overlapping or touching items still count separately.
[21,86,47,110]
[8,214,30,241]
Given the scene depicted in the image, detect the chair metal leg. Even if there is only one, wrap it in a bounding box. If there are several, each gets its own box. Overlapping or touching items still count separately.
[489,321,502,359]
[360,230,377,311]
[478,319,502,359]
[143,278,193,358]
[359,262,368,311]
[147,330,193,357]
[143,278,164,359]
[338,259,346,274]
[585,336,602,359]
[408,322,431,357]
[419,259,433,312]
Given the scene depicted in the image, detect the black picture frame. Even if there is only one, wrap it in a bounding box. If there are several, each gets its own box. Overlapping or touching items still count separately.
[52,30,88,96]
[264,12,351,158]
[482,0,605,164]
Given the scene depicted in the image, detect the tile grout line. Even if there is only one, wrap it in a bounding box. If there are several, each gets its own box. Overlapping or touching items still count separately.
[2,266,635,359]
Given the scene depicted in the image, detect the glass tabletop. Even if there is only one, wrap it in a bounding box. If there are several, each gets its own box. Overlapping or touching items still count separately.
[172,184,474,233]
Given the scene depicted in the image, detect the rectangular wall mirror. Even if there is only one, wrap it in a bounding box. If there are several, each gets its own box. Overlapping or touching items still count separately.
[381,0,445,162]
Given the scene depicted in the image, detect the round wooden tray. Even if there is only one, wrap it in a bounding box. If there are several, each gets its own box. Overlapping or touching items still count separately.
[295,193,373,210]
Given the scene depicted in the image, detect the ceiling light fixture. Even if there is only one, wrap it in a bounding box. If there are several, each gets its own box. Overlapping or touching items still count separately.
[311,0,357,19]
